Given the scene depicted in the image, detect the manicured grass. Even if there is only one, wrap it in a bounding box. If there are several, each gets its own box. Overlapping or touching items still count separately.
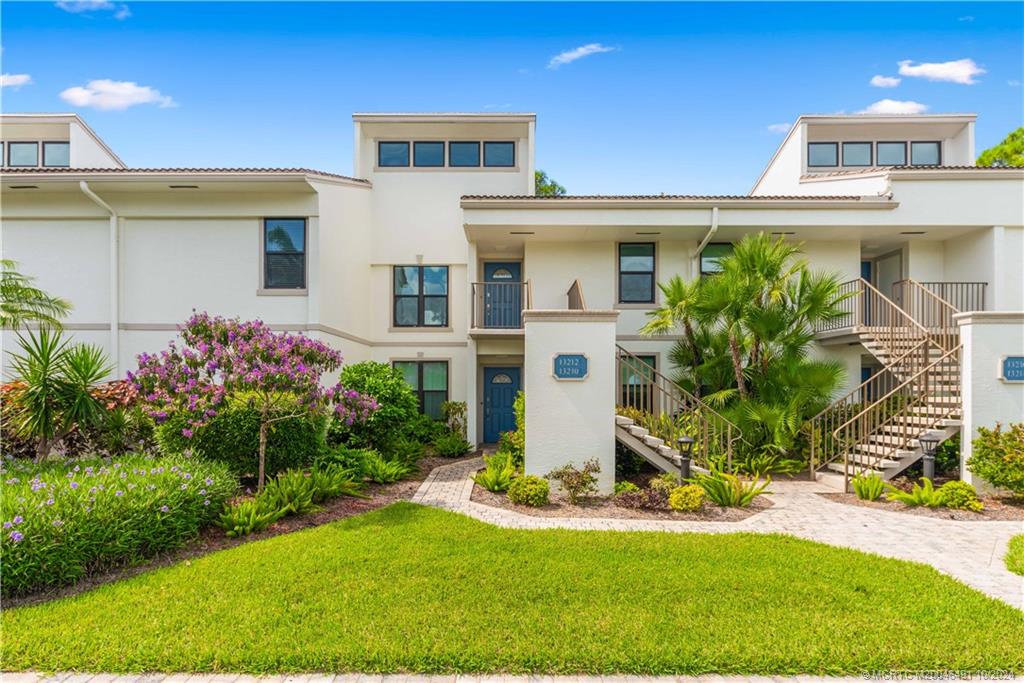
[3,503,1023,674]
[1008,535,1024,577]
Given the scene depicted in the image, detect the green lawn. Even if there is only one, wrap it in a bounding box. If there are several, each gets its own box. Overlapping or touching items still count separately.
[3,503,1023,674]
[1008,535,1024,577]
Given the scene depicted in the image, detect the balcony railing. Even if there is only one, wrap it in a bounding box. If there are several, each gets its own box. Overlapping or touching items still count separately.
[893,280,986,315]
[471,281,532,330]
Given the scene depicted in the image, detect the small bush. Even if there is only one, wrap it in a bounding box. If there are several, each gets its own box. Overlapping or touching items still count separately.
[157,393,326,477]
[497,392,526,468]
[967,423,1024,496]
[364,451,413,484]
[404,413,449,445]
[614,487,668,510]
[0,454,237,596]
[546,459,600,505]
[217,497,284,538]
[308,464,366,502]
[885,478,942,508]
[328,362,420,449]
[648,472,680,495]
[313,444,373,479]
[441,401,467,439]
[381,436,425,467]
[852,474,885,501]
[937,480,984,512]
[690,466,770,508]
[507,475,549,507]
[614,481,640,495]
[433,432,472,458]
[668,484,706,512]
[261,470,318,516]
[473,452,515,493]
[935,434,960,475]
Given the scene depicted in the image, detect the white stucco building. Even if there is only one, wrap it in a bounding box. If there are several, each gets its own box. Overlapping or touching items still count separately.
[2,111,1022,491]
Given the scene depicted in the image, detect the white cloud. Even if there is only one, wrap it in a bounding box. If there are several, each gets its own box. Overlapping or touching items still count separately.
[1009,80,1021,87]
[56,1,131,19]
[547,43,617,69]
[0,73,32,88]
[858,99,929,115]
[767,123,791,134]
[898,58,985,84]
[958,15,974,22]
[870,75,901,88]
[60,79,176,110]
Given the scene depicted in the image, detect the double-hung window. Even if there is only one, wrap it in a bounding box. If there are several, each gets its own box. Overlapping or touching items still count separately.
[393,265,449,327]
[618,243,655,304]
[394,360,449,419]
[263,218,306,289]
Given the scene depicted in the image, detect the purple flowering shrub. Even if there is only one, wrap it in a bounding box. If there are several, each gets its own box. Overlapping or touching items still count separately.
[129,313,378,489]
[0,453,236,596]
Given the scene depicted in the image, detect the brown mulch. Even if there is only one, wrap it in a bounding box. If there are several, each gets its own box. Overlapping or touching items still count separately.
[819,492,1024,521]
[470,483,772,521]
[4,454,476,609]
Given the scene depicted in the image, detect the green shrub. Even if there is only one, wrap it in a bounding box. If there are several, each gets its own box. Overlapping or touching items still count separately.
[852,474,885,501]
[309,464,366,502]
[690,466,770,508]
[498,391,526,468]
[885,478,942,508]
[615,443,646,478]
[382,436,425,467]
[737,448,803,478]
[507,475,549,507]
[433,432,472,457]
[364,451,413,484]
[614,481,640,495]
[546,459,600,505]
[614,487,668,510]
[403,413,448,445]
[472,452,515,493]
[261,470,318,516]
[967,423,1024,496]
[0,454,237,596]
[668,484,706,512]
[935,434,960,475]
[217,497,284,538]
[937,480,984,512]
[648,472,680,495]
[157,394,326,477]
[441,401,468,438]
[328,362,419,448]
[313,444,374,478]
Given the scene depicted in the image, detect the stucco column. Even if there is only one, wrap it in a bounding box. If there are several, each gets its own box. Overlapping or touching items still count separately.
[955,311,1024,490]
[523,309,620,494]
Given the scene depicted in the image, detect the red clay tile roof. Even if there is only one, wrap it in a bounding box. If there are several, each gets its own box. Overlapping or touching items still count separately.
[0,166,370,183]
[803,165,1020,178]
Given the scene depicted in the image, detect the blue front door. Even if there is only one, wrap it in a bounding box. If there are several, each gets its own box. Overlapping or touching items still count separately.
[484,367,521,442]
[483,262,522,328]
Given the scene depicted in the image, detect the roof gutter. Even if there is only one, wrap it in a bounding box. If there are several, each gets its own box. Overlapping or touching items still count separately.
[78,181,119,377]
[693,206,719,273]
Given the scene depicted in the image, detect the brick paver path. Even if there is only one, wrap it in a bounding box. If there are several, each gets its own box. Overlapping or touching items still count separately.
[413,458,1024,609]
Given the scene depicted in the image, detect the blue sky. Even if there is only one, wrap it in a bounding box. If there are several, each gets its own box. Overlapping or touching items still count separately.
[2,1,1022,194]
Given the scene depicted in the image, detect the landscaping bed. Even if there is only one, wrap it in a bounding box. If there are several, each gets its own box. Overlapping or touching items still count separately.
[472,481,772,521]
[819,492,1024,521]
[5,503,1024,674]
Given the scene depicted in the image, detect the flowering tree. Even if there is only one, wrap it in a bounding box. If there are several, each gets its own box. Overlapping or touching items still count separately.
[129,313,378,489]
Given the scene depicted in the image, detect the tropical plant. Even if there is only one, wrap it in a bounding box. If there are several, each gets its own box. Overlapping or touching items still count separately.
[7,329,112,462]
[363,451,413,484]
[736,447,804,478]
[668,484,706,512]
[433,431,472,457]
[441,400,468,438]
[852,473,886,501]
[261,470,319,516]
[967,422,1024,496]
[498,391,526,468]
[507,475,549,506]
[472,451,516,492]
[308,464,366,502]
[885,478,943,508]
[130,313,377,490]
[313,444,374,478]
[690,465,771,507]
[218,497,285,538]
[546,458,600,505]
[937,480,983,512]
[0,259,71,330]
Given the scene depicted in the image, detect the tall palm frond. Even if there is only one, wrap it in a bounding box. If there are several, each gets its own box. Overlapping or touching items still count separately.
[1,259,72,329]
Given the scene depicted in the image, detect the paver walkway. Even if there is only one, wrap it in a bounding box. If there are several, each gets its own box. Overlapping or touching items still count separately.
[412,457,1024,609]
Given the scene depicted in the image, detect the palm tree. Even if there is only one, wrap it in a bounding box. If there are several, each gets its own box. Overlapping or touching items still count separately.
[1,259,72,329]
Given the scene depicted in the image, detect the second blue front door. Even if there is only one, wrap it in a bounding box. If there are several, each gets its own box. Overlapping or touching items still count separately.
[483,262,522,328]
[483,366,521,443]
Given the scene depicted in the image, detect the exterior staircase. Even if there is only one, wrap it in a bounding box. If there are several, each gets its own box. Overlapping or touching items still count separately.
[810,278,966,490]
[614,345,740,477]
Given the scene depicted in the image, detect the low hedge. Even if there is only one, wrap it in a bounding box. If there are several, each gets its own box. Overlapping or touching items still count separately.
[156,394,327,477]
[0,453,237,596]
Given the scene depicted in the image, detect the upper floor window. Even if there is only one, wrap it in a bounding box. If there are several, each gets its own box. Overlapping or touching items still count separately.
[910,141,941,166]
[449,141,481,167]
[842,142,872,167]
[394,265,449,327]
[807,142,838,167]
[618,243,655,304]
[701,243,733,277]
[876,142,907,166]
[8,142,39,167]
[263,218,306,289]
[378,141,410,167]
[42,142,70,167]
[483,141,515,167]
[413,141,444,167]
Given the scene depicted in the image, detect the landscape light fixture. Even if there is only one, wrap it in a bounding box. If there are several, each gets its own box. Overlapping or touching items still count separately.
[675,435,695,482]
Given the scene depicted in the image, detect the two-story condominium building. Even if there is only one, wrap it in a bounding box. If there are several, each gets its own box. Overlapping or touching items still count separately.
[2,111,1022,491]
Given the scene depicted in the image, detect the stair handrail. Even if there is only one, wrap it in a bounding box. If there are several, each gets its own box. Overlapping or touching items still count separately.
[807,338,934,473]
[891,278,961,352]
[830,344,962,491]
[615,345,742,469]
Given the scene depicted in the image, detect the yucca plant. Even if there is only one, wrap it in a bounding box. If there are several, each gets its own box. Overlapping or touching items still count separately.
[218,498,286,538]
[851,473,886,501]
[690,465,771,507]
[885,478,943,508]
[472,451,516,493]
[363,451,412,484]
[261,470,319,516]
[309,464,367,502]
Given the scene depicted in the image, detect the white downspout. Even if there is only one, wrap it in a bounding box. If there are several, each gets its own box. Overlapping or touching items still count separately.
[693,206,719,277]
[79,181,119,377]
